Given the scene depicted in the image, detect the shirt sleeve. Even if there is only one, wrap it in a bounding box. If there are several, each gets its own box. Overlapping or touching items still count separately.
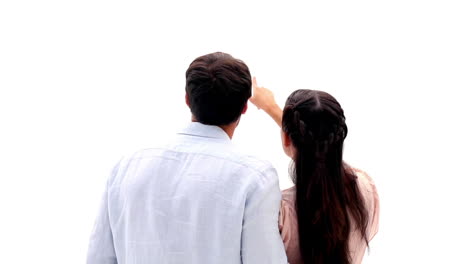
[241,165,288,264]
[86,166,118,264]
[279,200,301,264]
[356,168,380,241]
[368,175,380,240]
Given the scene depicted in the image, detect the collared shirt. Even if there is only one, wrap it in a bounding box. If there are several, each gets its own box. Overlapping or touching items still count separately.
[87,122,287,264]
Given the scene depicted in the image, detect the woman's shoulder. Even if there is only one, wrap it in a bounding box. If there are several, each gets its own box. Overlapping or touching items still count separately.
[347,165,380,241]
[347,166,377,192]
[347,165,379,215]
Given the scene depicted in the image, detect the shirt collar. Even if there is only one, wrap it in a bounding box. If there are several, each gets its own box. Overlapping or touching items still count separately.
[177,122,231,141]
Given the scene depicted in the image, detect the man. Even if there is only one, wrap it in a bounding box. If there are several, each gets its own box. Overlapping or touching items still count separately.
[87,52,287,263]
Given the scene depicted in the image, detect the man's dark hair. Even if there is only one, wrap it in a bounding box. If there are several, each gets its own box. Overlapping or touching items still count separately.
[185,52,252,126]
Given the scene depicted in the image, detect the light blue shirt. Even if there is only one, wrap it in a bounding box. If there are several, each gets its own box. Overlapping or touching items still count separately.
[87,122,287,264]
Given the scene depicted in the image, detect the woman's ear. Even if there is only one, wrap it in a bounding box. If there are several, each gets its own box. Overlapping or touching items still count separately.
[281,130,295,158]
[185,94,190,107]
[241,103,248,114]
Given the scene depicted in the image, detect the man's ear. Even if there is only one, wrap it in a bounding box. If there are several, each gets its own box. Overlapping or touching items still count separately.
[185,94,190,107]
[241,103,248,114]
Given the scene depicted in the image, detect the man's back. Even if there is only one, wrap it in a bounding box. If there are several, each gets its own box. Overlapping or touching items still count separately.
[87,122,287,264]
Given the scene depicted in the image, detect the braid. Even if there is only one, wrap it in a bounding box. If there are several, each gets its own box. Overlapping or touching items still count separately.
[286,107,348,157]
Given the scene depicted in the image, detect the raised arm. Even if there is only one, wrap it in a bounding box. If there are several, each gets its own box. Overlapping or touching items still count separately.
[249,77,283,128]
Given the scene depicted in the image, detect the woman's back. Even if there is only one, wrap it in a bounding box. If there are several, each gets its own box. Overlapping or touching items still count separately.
[248,84,380,263]
[279,167,379,264]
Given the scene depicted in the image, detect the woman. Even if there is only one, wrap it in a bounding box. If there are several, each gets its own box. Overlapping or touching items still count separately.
[250,78,379,264]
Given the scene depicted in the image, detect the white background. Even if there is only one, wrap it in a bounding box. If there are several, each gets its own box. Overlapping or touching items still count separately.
[1,0,467,263]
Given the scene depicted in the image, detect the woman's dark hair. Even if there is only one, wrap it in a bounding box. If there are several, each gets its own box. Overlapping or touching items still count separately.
[185,52,252,126]
[282,89,369,264]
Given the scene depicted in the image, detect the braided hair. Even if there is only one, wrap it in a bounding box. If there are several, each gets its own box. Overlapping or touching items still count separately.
[282,89,369,264]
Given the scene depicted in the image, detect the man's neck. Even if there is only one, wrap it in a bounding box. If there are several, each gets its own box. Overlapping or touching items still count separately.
[219,124,236,139]
[191,117,237,139]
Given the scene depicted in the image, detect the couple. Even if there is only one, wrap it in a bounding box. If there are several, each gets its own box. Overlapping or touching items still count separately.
[87,52,379,264]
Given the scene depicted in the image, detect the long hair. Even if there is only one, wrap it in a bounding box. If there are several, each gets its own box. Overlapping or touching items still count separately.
[282,90,369,264]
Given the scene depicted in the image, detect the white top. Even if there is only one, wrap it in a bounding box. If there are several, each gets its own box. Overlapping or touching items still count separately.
[87,122,287,264]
